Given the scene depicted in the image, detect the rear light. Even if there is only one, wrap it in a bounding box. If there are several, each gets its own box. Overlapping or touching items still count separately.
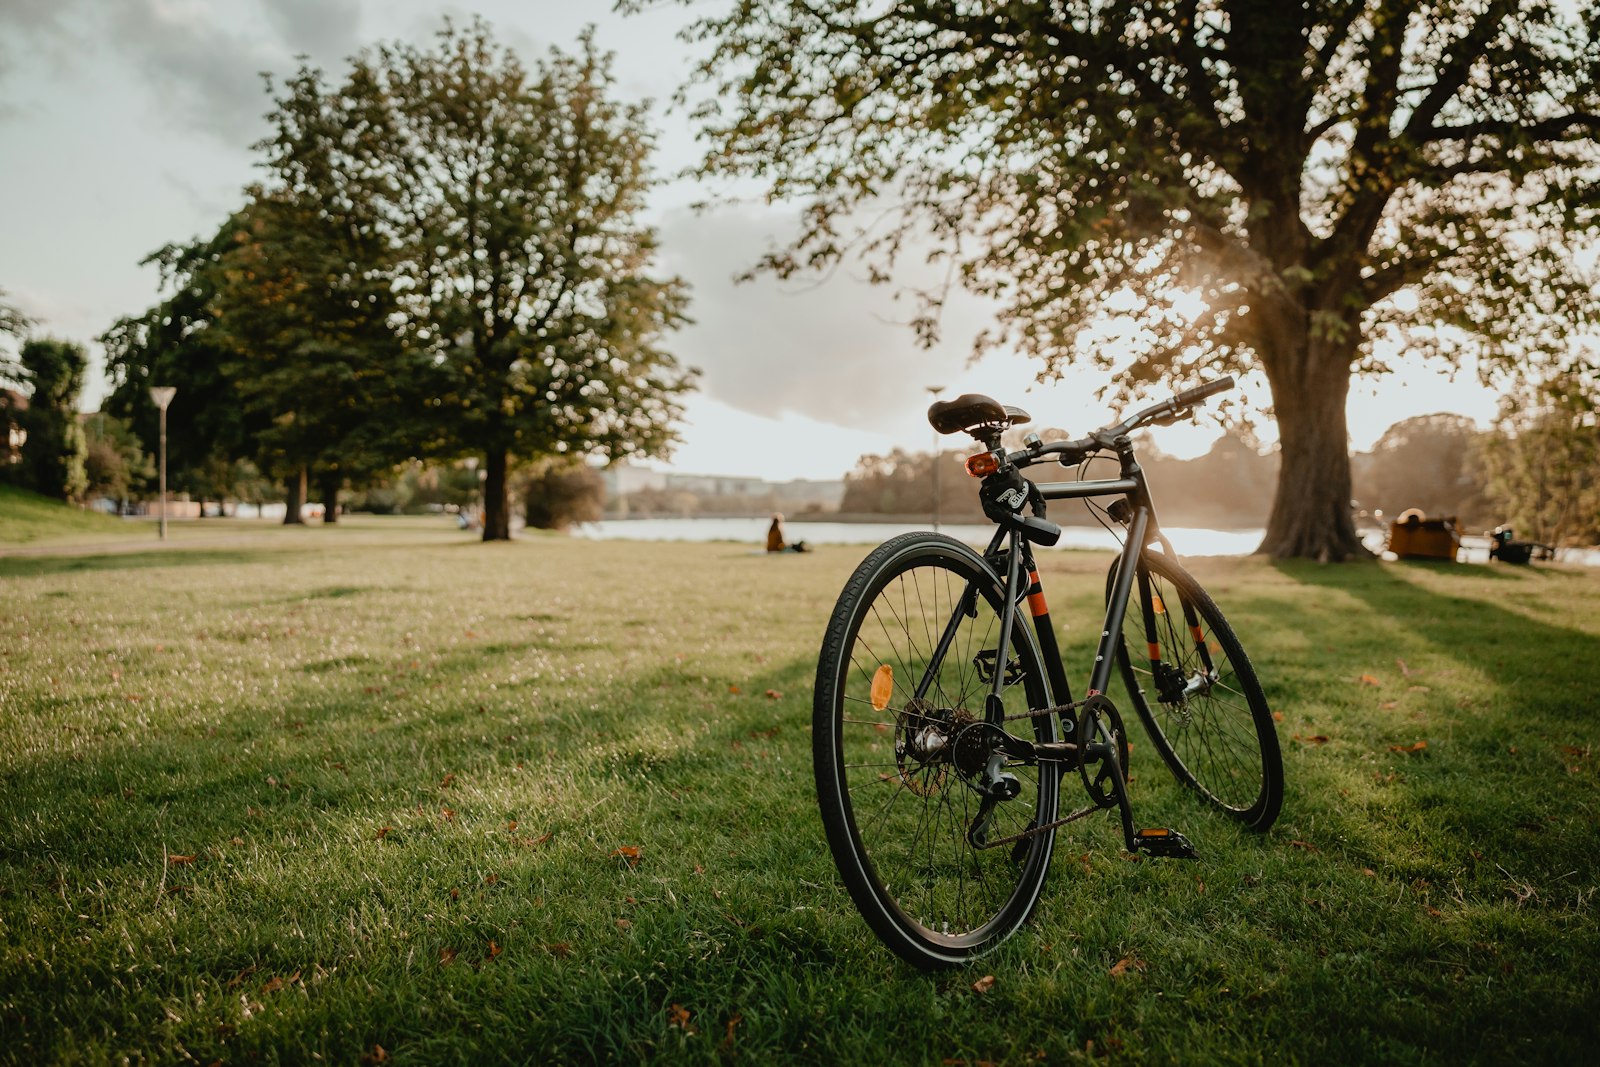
[966,451,1000,477]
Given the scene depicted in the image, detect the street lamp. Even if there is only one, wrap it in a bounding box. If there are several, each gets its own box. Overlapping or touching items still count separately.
[926,385,945,533]
[148,386,176,541]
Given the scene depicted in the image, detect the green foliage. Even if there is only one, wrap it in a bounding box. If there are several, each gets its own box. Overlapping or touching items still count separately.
[1477,368,1600,546]
[83,413,156,504]
[254,20,695,540]
[1354,413,1493,526]
[10,338,89,501]
[642,0,1600,558]
[0,527,1597,1062]
[520,460,606,530]
[101,236,258,502]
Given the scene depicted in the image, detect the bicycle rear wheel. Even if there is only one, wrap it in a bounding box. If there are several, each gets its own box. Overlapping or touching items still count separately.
[815,533,1059,969]
[1108,551,1283,831]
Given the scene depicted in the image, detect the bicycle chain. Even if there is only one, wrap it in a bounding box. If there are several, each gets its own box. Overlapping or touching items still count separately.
[1002,696,1091,724]
[969,803,1104,849]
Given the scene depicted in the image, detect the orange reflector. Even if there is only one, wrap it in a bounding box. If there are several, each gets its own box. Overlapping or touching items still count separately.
[870,665,894,711]
[1151,593,1166,615]
[1147,642,1162,661]
[965,451,1000,477]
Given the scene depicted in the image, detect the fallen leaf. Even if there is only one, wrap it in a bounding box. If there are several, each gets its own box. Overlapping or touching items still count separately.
[1272,711,1284,722]
[971,974,996,993]
[1288,840,1320,852]
[486,941,502,960]
[612,845,642,869]
[440,947,457,966]
[722,1013,743,1051]
[360,1044,389,1066]
[1358,674,1381,687]
[1389,741,1428,754]
[440,773,457,789]
[1361,868,1376,877]
[1380,701,1398,710]
[728,685,741,695]
[507,820,518,831]
[545,942,572,958]
[167,854,196,866]
[261,976,286,995]
[1109,957,1146,978]
[1397,658,1416,677]
[764,689,782,700]
[668,1003,695,1032]
[375,826,392,841]
[440,807,455,821]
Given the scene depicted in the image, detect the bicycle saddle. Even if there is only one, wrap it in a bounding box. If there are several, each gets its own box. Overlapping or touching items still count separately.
[927,393,1031,435]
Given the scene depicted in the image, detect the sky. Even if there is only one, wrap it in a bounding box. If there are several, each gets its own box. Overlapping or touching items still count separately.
[0,0,1507,482]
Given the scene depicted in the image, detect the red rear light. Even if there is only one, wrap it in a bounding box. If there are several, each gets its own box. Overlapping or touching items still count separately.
[965,451,1000,477]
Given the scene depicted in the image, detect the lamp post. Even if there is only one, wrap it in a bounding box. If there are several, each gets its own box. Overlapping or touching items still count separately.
[926,385,945,533]
[148,386,176,541]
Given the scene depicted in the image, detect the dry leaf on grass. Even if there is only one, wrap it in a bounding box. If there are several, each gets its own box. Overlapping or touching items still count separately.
[1109,957,1146,978]
[971,974,996,993]
[612,846,642,869]
[1389,741,1428,754]
[1359,674,1381,686]
[668,1003,695,1032]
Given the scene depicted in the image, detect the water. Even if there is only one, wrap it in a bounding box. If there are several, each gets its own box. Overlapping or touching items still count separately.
[575,517,1265,556]
[575,517,1600,565]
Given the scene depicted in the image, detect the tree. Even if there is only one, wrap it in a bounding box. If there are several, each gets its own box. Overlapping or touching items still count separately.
[14,339,89,501]
[83,413,155,506]
[335,21,695,540]
[645,0,1600,559]
[1476,368,1599,547]
[1354,412,1488,524]
[102,235,259,510]
[521,459,606,530]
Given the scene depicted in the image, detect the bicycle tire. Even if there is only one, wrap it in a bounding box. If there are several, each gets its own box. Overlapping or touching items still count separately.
[1107,551,1283,831]
[815,532,1060,969]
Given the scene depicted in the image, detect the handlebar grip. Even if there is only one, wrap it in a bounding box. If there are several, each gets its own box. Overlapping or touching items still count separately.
[1173,375,1235,408]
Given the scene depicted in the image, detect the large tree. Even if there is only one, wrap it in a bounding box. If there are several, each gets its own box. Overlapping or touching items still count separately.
[1476,367,1599,548]
[334,21,696,540]
[13,339,89,501]
[642,0,1600,559]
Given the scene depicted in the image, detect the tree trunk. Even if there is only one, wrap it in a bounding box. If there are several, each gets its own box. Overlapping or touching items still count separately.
[283,468,307,526]
[1257,333,1373,561]
[482,448,511,541]
[319,471,340,524]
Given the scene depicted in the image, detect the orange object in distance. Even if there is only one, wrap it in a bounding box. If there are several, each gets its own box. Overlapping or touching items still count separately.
[965,451,1000,477]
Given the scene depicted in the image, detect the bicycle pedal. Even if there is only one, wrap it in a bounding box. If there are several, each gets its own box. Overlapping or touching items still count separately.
[1134,828,1199,860]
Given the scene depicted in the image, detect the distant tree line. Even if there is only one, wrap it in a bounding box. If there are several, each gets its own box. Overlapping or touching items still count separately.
[97,19,693,540]
[840,393,1599,548]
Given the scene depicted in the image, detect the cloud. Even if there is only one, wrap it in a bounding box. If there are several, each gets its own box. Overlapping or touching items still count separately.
[260,0,362,60]
[656,204,984,431]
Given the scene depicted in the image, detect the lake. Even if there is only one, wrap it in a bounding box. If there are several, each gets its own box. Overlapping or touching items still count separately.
[573,517,1600,565]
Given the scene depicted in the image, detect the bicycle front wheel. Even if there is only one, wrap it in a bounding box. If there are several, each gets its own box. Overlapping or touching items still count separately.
[1108,551,1283,831]
[815,533,1060,969]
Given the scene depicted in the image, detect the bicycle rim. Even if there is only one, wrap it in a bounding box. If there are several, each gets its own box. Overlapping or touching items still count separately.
[1108,552,1282,830]
[816,534,1059,968]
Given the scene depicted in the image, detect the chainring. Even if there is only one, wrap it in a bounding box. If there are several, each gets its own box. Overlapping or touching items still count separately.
[1077,694,1131,809]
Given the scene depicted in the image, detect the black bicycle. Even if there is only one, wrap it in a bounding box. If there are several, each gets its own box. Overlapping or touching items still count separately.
[813,376,1283,968]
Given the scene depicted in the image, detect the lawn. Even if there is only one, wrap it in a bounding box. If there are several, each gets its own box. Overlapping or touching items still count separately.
[1,517,1597,1064]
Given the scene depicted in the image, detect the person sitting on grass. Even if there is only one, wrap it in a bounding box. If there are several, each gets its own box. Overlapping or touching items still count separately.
[767,513,810,553]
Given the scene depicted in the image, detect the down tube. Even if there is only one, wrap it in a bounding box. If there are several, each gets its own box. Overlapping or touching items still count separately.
[1089,507,1150,696]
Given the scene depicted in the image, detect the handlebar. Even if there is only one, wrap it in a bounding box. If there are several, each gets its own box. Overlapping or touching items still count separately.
[1009,375,1235,468]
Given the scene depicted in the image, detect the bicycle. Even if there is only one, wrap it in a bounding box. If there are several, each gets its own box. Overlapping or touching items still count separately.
[812,376,1284,969]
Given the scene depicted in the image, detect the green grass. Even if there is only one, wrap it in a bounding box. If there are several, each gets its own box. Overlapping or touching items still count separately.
[2,518,1597,1064]
[0,484,131,544]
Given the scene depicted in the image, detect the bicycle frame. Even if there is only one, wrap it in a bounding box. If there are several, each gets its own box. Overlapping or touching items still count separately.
[948,441,1222,852]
